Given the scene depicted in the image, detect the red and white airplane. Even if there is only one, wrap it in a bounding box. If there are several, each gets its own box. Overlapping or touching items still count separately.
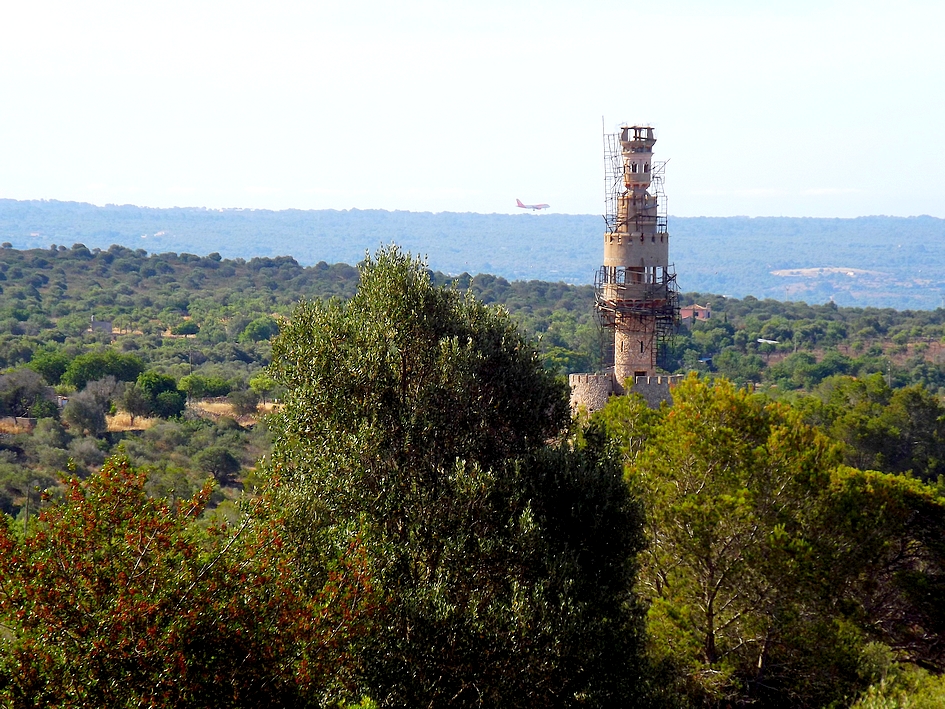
[516,198,550,211]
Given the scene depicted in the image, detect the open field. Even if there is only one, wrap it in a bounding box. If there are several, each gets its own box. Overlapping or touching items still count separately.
[105,413,160,432]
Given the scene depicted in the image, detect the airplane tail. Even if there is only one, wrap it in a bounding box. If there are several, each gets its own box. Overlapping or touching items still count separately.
[516,199,525,207]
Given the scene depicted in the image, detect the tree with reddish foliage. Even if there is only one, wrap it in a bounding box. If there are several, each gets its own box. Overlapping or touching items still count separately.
[0,456,378,708]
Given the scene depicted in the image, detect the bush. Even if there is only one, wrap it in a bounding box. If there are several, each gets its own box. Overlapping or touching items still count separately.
[239,316,280,343]
[0,456,378,706]
[171,321,200,336]
[228,389,259,417]
[194,447,242,485]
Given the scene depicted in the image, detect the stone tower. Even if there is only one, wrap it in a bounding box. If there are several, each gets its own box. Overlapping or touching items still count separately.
[569,124,679,413]
[595,125,677,392]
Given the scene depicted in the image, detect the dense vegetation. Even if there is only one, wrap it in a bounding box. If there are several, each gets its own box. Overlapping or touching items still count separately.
[267,248,645,706]
[675,292,945,394]
[1,250,646,707]
[3,244,945,705]
[4,242,945,522]
[595,378,945,707]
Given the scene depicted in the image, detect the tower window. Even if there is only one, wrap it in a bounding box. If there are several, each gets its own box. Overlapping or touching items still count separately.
[639,341,645,353]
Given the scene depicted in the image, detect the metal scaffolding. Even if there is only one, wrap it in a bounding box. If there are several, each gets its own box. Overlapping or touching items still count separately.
[594,264,679,364]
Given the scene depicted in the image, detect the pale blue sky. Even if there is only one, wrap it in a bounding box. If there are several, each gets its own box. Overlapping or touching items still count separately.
[1,0,942,217]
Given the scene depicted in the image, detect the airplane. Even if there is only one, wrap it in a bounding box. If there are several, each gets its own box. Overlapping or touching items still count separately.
[516,199,550,211]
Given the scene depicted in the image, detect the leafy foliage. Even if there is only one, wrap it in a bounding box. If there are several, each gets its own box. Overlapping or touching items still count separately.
[0,369,53,421]
[61,377,120,435]
[136,371,186,419]
[269,246,647,707]
[194,447,242,484]
[0,456,378,707]
[61,350,144,391]
[2,233,945,706]
[791,374,945,481]
[597,375,945,707]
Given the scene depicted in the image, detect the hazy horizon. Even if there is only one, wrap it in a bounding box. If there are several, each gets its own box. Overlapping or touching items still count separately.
[3,196,944,222]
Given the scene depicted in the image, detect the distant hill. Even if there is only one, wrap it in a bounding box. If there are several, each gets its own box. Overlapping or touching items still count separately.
[1,199,943,310]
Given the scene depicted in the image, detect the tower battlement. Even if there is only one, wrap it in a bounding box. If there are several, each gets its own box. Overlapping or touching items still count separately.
[568,372,615,412]
[568,372,683,414]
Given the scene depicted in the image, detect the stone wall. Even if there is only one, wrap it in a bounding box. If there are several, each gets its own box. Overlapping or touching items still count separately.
[568,372,615,414]
[630,374,683,408]
[568,372,683,413]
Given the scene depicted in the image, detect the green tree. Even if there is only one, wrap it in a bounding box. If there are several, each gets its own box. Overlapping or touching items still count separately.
[194,446,242,484]
[797,375,945,481]
[625,375,847,705]
[61,350,144,391]
[179,374,233,399]
[713,349,764,385]
[240,316,280,343]
[27,351,71,386]
[171,320,200,335]
[0,368,53,422]
[119,381,151,426]
[136,371,186,419]
[597,375,945,707]
[61,377,120,435]
[154,389,186,418]
[269,246,646,707]
[28,397,58,420]
[249,371,279,404]
[228,388,259,417]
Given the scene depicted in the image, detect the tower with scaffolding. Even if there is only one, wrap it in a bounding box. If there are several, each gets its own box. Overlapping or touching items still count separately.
[598,125,678,385]
[570,125,680,412]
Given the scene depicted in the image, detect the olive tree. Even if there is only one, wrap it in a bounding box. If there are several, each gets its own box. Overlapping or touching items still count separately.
[268,246,648,708]
[62,377,120,435]
[0,368,53,423]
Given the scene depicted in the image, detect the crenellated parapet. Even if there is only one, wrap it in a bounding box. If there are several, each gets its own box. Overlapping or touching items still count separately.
[568,372,682,414]
[629,374,683,408]
[568,372,616,413]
